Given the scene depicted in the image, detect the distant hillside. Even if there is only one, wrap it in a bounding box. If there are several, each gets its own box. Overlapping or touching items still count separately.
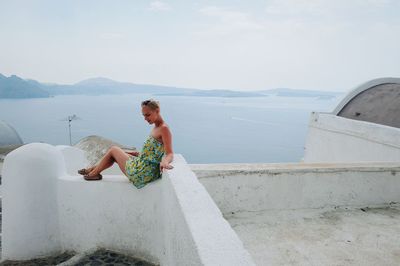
[157,88,342,98]
[0,73,342,99]
[257,88,342,99]
[155,89,265,97]
[43,77,198,96]
[0,74,50,98]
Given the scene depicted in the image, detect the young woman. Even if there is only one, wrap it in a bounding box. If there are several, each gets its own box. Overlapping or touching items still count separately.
[78,99,174,189]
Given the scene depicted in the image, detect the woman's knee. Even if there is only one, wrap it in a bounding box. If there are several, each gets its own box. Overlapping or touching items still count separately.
[105,146,119,161]
[110,145,127,158]
[108,145,120,154]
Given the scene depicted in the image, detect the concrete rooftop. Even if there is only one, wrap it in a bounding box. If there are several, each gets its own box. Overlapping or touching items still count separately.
[225,204,400,266]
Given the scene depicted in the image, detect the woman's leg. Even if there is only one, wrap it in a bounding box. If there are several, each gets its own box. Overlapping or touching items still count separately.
[87,146,130,176]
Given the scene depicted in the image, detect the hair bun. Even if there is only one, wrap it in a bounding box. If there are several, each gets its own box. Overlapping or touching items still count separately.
[141,99,160,110]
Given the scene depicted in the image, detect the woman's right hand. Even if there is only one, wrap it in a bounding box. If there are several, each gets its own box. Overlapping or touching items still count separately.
[126,151,140,157]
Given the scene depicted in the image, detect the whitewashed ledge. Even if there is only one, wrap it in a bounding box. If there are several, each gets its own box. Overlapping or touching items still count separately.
[190,162,400,213]
[190,163,400,265]
[1,143,255,265]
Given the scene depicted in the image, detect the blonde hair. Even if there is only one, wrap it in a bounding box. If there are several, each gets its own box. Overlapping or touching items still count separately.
[141,99,160,110]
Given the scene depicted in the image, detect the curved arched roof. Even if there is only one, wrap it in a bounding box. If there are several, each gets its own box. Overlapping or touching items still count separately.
[0,121,23,146]
[333,77,400,128]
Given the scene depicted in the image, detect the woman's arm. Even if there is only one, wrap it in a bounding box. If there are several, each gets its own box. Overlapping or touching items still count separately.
[160,125,174,172]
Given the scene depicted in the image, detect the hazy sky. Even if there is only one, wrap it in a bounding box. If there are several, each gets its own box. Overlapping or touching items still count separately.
[1,0,399,91]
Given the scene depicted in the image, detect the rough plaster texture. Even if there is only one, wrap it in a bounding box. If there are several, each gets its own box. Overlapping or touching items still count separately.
[163,157,255,266]
[192,163,400,265]
[1,143,254,265]
[226,205,400,266]
[192,162,400,213]
[303,112,400,163]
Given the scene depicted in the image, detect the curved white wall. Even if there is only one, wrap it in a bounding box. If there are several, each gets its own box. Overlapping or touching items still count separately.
[57,175,163,262]
[1,143,254,265]
[304,113,400,163]
[162,157,254,266]
[2,143,64,260]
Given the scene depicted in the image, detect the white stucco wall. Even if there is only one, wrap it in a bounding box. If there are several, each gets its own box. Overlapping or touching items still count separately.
[2,143,64,260]
[192,162,400,214]
[1,143,162,263]
[56,145,89,175]
[303,112,400,163]
[57,175,163,263]
[162,157,255,266]
[1,143,254,265]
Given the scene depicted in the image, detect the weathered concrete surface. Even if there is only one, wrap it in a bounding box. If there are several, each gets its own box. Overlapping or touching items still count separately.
[192,162,400,213]
[163,156,255,266]
[225,204,400,266]
[191,161,400,173]
[192,162,400,265]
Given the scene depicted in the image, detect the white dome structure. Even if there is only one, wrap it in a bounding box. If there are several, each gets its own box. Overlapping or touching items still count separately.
[0,121,23,147]
[333,77,400,128]
[304,77,400,163]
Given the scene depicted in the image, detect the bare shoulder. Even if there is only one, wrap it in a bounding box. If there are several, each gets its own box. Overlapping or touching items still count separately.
[160,124,171,134]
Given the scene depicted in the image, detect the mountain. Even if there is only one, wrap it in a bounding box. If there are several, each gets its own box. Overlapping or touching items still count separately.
[75,77,120,86]
[38,77,261,97]
[256,88,342,99]
[43,77,198,96]
[0,75,50,98]
[0,73,343,99]
[155,89,265,97]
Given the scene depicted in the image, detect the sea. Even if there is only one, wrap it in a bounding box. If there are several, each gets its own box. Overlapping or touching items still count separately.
[0,93,342,163]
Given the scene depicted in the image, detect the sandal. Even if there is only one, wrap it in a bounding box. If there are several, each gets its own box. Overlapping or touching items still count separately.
[83,174,103,181]
[78,168,89,175]
[78,167,95,175]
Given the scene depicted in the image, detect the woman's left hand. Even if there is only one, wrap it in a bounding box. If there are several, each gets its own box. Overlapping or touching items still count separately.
[160,162,174,172]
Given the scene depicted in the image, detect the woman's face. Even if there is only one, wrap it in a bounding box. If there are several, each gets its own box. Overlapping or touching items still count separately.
[142,106,158,124]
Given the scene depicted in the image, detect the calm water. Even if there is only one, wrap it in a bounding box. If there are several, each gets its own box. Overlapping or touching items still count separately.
[0,94,341,163]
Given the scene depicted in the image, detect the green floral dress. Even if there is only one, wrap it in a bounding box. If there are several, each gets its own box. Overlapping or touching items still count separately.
[125,135,165,189]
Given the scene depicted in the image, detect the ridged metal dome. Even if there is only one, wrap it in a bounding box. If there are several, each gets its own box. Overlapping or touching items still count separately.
[0,120,23,146]
[333,77,400,128]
